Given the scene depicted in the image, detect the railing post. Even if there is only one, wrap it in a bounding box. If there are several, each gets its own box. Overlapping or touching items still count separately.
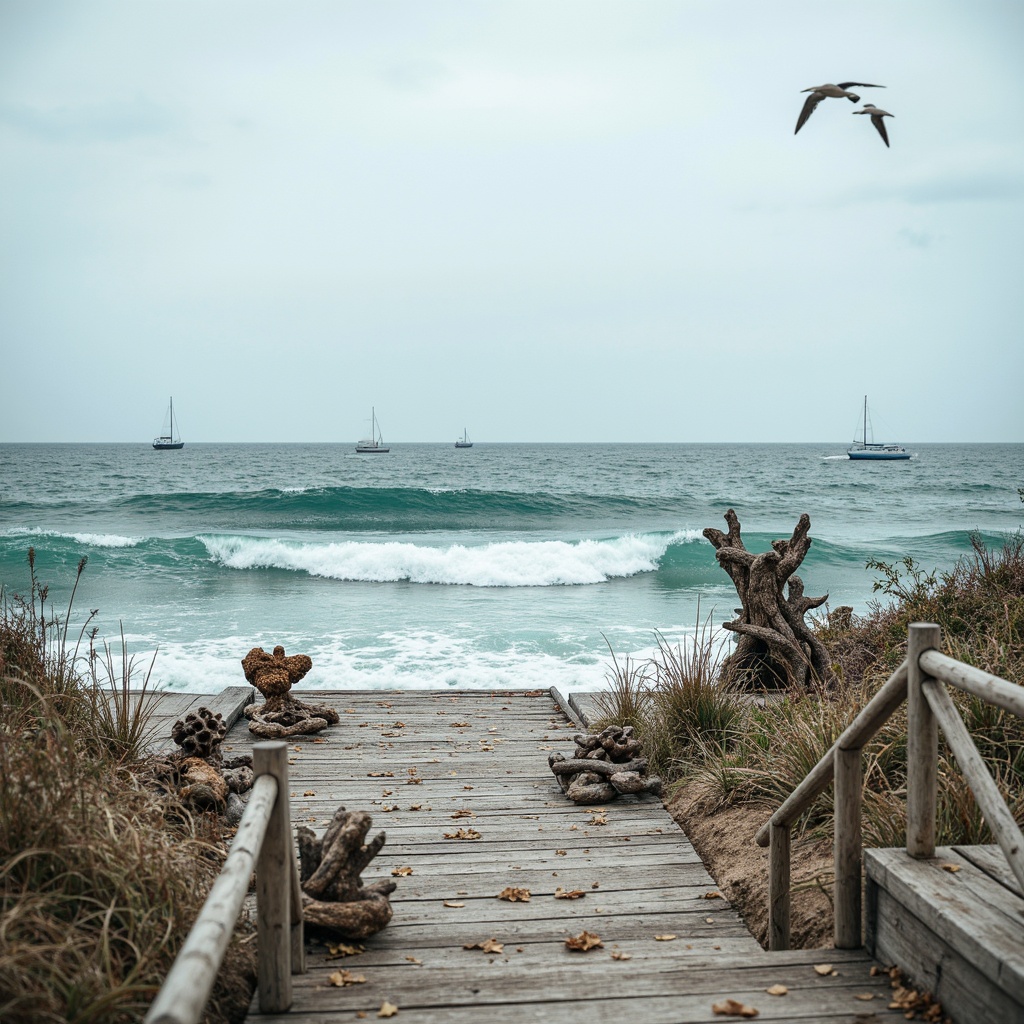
[833,745,862,948]
[907,623,941,859]
[253,741,293,1012]
[768,823,791,950]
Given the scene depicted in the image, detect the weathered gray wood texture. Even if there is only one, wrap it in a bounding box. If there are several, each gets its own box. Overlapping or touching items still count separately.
[218,689,904,1022]
[866,845,1024,1024]
[108,685,254,752]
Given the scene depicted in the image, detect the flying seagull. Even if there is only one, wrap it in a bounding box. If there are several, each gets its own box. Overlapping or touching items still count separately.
[795,82,885,135]
[853,103,894,147]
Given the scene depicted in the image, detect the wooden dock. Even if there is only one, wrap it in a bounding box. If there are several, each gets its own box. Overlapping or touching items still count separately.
[134,686,902,1023]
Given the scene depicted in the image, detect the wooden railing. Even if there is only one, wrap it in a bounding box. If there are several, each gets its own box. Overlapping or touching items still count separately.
[755,622,1024,951]
[145,741,306,1024]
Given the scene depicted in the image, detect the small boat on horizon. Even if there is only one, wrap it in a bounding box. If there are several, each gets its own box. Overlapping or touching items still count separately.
[455,428,473,449]
[356,408,390,453]
[152,397,184,450]
[847,396,909,460]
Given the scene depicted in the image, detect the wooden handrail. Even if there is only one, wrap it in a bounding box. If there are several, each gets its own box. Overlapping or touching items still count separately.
[757,623,1023,952]
[145,741,304,1024]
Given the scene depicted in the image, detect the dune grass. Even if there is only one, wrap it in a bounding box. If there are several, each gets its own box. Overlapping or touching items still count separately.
[597,531,1024,849]
[0,551,255,1024]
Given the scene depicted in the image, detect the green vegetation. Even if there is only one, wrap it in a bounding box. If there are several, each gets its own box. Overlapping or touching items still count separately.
[0,552,254,1024]
[597,532,1024,849]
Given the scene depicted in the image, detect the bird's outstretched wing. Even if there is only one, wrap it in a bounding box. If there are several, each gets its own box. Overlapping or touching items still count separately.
[871,116,890,147]
[795,92,823,134]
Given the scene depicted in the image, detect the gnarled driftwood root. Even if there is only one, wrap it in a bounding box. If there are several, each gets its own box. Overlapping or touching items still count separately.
[704,509,832,691]
[296,807,397,940]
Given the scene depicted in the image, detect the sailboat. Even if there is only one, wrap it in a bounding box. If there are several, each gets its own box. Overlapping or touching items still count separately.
[455,428,473,449]
[152,397,184,450]
[355,408,390,453]
[847,396,909,460]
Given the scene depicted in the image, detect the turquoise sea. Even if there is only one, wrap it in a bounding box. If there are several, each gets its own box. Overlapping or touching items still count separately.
[0,442,1020,694]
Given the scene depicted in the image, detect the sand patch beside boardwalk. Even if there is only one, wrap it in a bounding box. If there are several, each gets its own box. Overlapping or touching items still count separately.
[667,781,834,950]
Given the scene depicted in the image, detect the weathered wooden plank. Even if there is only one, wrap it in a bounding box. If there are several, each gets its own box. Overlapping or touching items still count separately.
[954,844,1024,900]
[250,949,899,1022]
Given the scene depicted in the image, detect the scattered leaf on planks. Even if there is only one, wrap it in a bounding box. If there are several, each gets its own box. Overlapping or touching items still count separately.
[565,930,603,952]
[497,887,531,902]
[464,938,504,954]
[711,997,759,1017]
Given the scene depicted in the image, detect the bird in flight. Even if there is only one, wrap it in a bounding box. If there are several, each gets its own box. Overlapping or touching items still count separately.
[795,82,885,135]
[853,104,894,147]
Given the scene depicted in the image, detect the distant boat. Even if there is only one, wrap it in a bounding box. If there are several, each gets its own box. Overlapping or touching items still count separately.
[152,397,184,450]
[356,408,390,453]
[455,428,473,449]
[847,396,909,460]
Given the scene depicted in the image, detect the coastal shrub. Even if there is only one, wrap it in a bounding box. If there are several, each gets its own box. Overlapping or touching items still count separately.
[699,532,1024,840]
[594,612,737,778]
[0,554,255,1024]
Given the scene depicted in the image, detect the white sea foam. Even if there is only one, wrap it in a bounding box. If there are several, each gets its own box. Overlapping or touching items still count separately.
[3,527,142,548]
[198,531,701,587]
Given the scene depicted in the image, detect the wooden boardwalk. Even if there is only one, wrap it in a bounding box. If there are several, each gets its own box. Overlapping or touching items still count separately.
[155,688,905,1022]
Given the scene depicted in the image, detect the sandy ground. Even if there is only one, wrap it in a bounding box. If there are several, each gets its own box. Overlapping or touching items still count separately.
[667,782,835,950]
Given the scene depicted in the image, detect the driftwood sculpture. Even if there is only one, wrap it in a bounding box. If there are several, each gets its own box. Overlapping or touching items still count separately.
[154,706,254,818]
[703,509,832,690]
[548,725,662,804]
[241,645,340,738]
[297,807,397,939]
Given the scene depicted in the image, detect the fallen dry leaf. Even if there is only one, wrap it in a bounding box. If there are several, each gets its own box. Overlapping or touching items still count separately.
[391,866,413,877]
[765,984,788,996]
[704,891,724,900]
[941,863,962,873]
[588,813,608,825]
[377,1001,399,1018]
[326,942,365,959]
[854,993,875,1001]
[443,828,481,840]
[655,934,677,942]
[464,938,504,953]
[328,969,366,987]
[711,998,759,1018]
[451,809,475,819]
[303,791,316,797]
[405,956,422,964]
[554,887,586,900]
[368,772,394,778]
[813,963,834,976]
[497,887,531,902]
[611,950,632,960]
[565,930,603,952]
[555,849,567,856]
[443,900,466,908]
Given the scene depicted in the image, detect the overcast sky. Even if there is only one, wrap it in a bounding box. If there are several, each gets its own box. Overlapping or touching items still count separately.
[1,1,1022,443]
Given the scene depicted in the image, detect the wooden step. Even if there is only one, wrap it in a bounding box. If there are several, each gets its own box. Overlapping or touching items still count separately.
[865,845,1024,1024]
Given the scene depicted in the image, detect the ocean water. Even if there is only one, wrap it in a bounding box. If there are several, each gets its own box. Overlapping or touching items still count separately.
[0,442,1020,695]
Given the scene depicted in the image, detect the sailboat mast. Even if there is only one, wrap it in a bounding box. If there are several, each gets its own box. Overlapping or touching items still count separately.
[863,396,867,445]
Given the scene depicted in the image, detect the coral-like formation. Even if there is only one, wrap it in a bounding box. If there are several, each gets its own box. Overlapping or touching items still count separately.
[241,645,340,738]
[171,705,228,760]
[703,509,831,690]
[296,807,397,939]
[548,725,662,804]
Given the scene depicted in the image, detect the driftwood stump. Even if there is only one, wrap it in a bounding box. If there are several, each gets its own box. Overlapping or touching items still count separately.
[241,645,340,738]
[548,725,662,804]
[703,509,832,690]
[297,807,397,939]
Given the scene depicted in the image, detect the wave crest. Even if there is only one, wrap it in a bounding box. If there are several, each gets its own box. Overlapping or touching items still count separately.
[199,530,702,587]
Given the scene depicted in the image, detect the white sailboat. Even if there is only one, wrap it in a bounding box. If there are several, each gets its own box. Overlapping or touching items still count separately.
[455,428,473,449]
[847,396,908,460]
[356,408,390,453]
[152,398,184,450]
